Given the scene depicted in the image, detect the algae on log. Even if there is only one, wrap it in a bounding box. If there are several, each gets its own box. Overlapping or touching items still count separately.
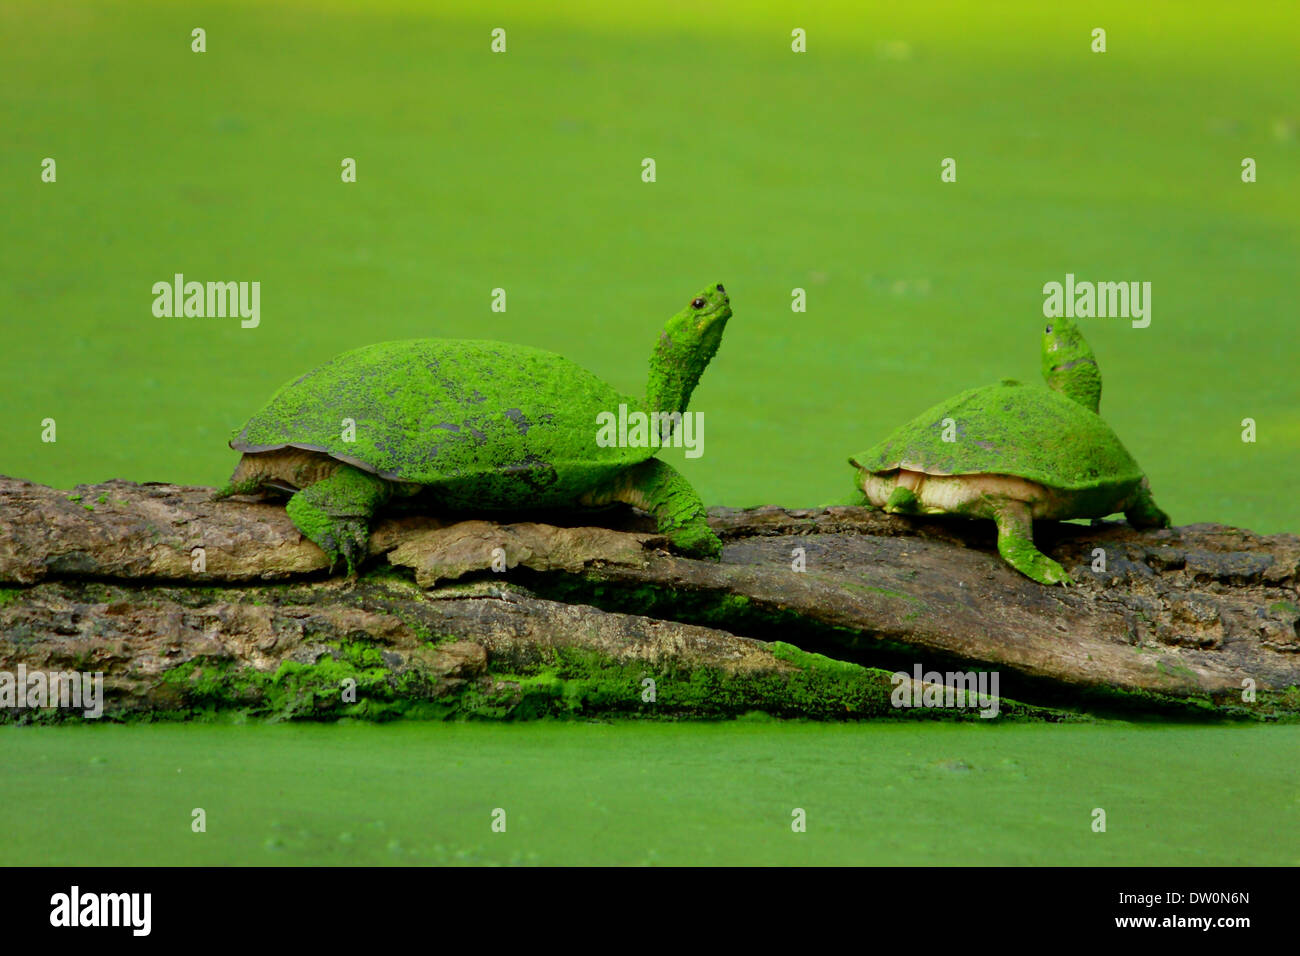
[0,476,1297,721]
[0,577,1068,722]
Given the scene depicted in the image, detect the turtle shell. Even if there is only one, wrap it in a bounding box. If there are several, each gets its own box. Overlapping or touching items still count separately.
[849,382,1144,492]
[231,339,651,502]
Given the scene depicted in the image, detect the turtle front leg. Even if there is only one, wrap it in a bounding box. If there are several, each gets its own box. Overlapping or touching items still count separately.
[990,498,1073,586]
[582,459,722,560]
[285,465,392,575]
[1124,477,1171,529]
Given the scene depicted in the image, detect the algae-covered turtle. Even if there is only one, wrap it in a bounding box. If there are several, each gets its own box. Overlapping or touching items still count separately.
[216,283,731,571]
[849,316,1169,585]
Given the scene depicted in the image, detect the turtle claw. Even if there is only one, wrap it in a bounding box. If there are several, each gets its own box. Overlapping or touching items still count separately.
[287,501,371,576]
[318,539,348,577]
[1032,556,1073,587]
[670,523,723,561]
[325,519,370,576]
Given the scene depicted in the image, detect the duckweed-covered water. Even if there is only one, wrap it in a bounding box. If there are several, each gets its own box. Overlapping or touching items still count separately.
[1,0,1296,864]
[3,722,1297,866]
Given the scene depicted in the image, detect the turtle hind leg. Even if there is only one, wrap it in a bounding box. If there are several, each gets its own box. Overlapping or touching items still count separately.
[212,462,267,500]
[212,476,263,501]
[212,454,279,500]
[1124,478,1171,529]
[884,486,921,514]
[991,499,1073,586]
[285,465,392,575]
[581,458,721,560]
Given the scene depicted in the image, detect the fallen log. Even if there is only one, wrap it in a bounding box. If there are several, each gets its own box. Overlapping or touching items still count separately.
[1,476,1296,721]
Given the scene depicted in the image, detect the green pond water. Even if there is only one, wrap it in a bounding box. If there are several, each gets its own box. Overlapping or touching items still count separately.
[1,0,1296,863]
[3,722,1297,866]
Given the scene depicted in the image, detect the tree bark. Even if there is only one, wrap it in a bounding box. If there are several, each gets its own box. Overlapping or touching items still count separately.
[1,476,1296,720]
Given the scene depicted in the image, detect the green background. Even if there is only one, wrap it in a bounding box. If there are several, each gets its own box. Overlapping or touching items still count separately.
[2,0,1297,528]
[1,0,1297,866]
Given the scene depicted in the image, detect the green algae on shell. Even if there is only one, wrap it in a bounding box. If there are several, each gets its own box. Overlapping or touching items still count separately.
[233,339,648,509]
[850,381,1144,493]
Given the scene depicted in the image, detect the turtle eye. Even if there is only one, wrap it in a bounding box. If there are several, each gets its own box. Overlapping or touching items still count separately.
[1045,325,1053,333]
[691,297,705,309]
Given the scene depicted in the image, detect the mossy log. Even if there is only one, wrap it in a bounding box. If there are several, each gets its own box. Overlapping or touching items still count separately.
[1,476,1297,721]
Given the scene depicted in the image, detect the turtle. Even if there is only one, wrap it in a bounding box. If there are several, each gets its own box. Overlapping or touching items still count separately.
[848,315,1170,585]
[215,282,732,572]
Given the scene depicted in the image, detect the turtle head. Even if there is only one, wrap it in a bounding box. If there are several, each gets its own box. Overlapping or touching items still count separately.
[1042,316,1102,413]
[646,282,732,417]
